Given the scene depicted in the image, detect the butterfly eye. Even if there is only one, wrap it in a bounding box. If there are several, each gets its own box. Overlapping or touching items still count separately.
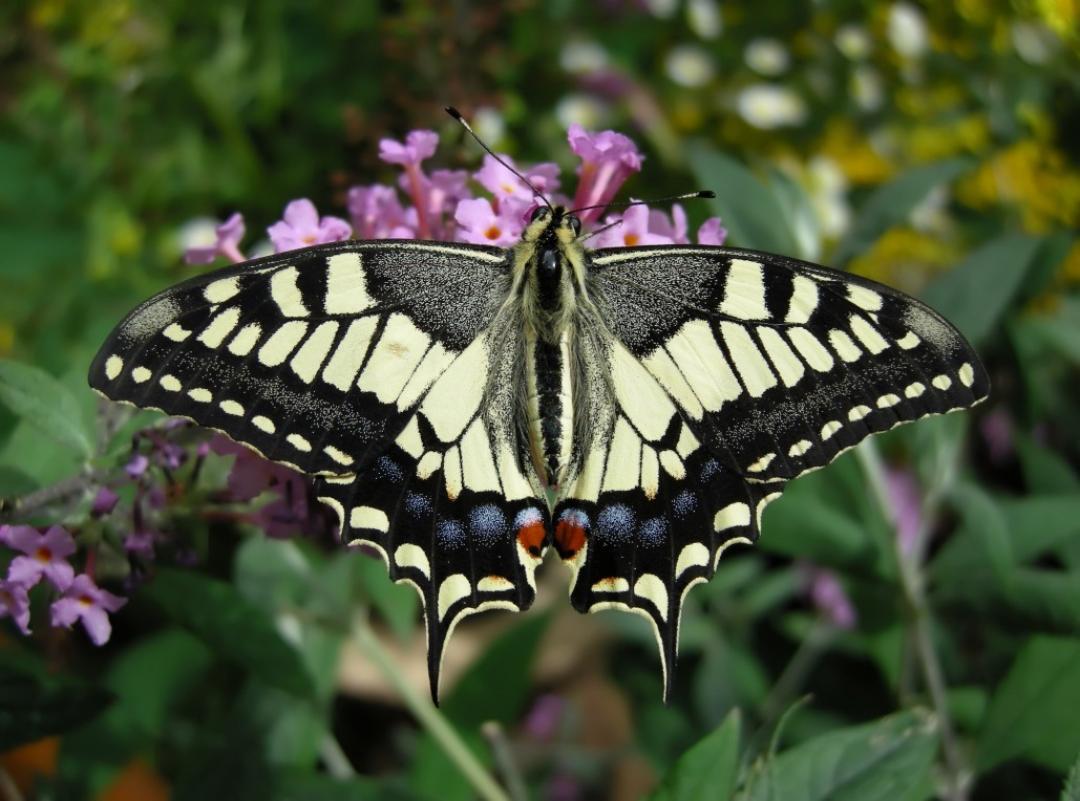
[567,215,582,236]
[529,206,550,223]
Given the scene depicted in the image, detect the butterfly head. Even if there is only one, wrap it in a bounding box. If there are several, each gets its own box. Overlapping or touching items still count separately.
[523,205,582,246]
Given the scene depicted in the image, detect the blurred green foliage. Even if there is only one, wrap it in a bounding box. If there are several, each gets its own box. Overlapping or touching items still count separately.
[2,1,1080,800]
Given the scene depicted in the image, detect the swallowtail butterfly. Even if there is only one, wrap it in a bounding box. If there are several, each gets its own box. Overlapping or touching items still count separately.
[90,143,988,702]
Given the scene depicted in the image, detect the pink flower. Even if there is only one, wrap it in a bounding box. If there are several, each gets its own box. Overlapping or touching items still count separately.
[378,130,439,166]
[454,198,524,247]
[473,154,561,207]
[591,204,676,248]
[184,213,247,264]
[348,185,415,239]
[697,217,728,245]
[568,124,644,224]
[267,199,352,253]
[806,567,857,629]
[885,467,923,556]
[6,525,76,591]
[648,205,690,244]
[0,579,31,635]
[50,574,126,646]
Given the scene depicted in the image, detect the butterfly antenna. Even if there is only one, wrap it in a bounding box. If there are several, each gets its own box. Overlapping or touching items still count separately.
[570,190,715,216]
[445,106,554,212]
[579,218,624,244]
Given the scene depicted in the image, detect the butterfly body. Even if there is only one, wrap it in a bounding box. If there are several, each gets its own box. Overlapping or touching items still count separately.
[91,224,988,701]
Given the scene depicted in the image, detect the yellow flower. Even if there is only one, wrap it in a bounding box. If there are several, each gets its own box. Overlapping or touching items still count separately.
[817,121,895,185]
[1033,0,1078,38]
[956,140,1080,232]
[848,227,963,291]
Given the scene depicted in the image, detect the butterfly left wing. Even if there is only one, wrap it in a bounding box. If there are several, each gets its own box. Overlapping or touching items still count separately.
[554,245,989,698]
[90,240,549,700]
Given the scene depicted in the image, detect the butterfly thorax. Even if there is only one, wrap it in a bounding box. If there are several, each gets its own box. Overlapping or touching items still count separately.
[514,208,590,490]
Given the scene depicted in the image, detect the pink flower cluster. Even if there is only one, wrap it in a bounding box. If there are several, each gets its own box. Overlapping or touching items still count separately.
[0,524,125,645]
[186,122,726,263]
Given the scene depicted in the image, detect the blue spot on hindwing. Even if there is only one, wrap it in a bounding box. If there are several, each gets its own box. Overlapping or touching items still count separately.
[404,492,432,518]
[596,504,635,543]
[700,458,720,481]
[469,504,507,545]
[437,518,465,549]
[672,489,698,519]
[639,517,669,546]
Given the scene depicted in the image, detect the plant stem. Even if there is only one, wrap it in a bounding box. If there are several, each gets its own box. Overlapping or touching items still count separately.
[350,615,510,801]
[856,440,971,801]
[319,734,356,779]
[481,722,528,801]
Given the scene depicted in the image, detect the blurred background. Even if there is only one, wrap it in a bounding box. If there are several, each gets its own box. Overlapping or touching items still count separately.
[2,1,1079,799]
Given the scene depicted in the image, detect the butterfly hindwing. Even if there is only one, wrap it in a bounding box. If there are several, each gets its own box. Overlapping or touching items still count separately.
[552,246,989,697]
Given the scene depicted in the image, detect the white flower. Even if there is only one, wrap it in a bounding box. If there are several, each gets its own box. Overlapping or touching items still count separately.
[554,94,608,130]
[687,0,723,40]
[835,24,871,60]
[909,185,950,233]
[735,84,808,129]
[644,0,678,19]
[852,66,884,111]
[559,40,608,74]
[807,157,851,240]
[177,217,218,251]
[472,107,506,145]
[745,38,790,76]
[1011,22,1057,65]
[665,45,715,87]
[888,3,928,59]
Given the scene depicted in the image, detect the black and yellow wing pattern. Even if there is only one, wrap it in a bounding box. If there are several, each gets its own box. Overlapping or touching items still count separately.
[89,241,551,697]
[552,246,989,696]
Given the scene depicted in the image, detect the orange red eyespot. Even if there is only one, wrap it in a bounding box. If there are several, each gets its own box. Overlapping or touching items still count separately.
[514,507,547,558]
[554,508,589,559]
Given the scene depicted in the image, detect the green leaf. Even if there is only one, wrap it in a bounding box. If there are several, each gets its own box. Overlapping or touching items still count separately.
[930,483,1012,584]
[0,359,93,458]
[979,636,1080,772]
[650,709,741,801]
[740,709,939,801]
[833,158,971,265]
[1015,432,1080,493]
[1002,495,1080,562]
[1062,751,1080,801]
[0,662,113,751]
[352,551,419,641]
[273,771,412,801]
[921,233,1043,346]
[144,568,317,699]
[689,145,797,254]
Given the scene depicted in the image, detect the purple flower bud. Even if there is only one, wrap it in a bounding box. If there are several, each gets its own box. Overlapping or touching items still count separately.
[91,487,120,518]
[185,212,247,264]
[267,199,352,253]
[50,574,126,646]
[6,525,77,591]
[884,467,923,556]
[523,694,566,741]
[979,408,1014,464]
[155,442,187,471]
[0,579,31,635]
[123,530,156,559]
[568,124,644,224]
[378,130,439,166]
[806,567,857,629]
[125,453,150,479]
